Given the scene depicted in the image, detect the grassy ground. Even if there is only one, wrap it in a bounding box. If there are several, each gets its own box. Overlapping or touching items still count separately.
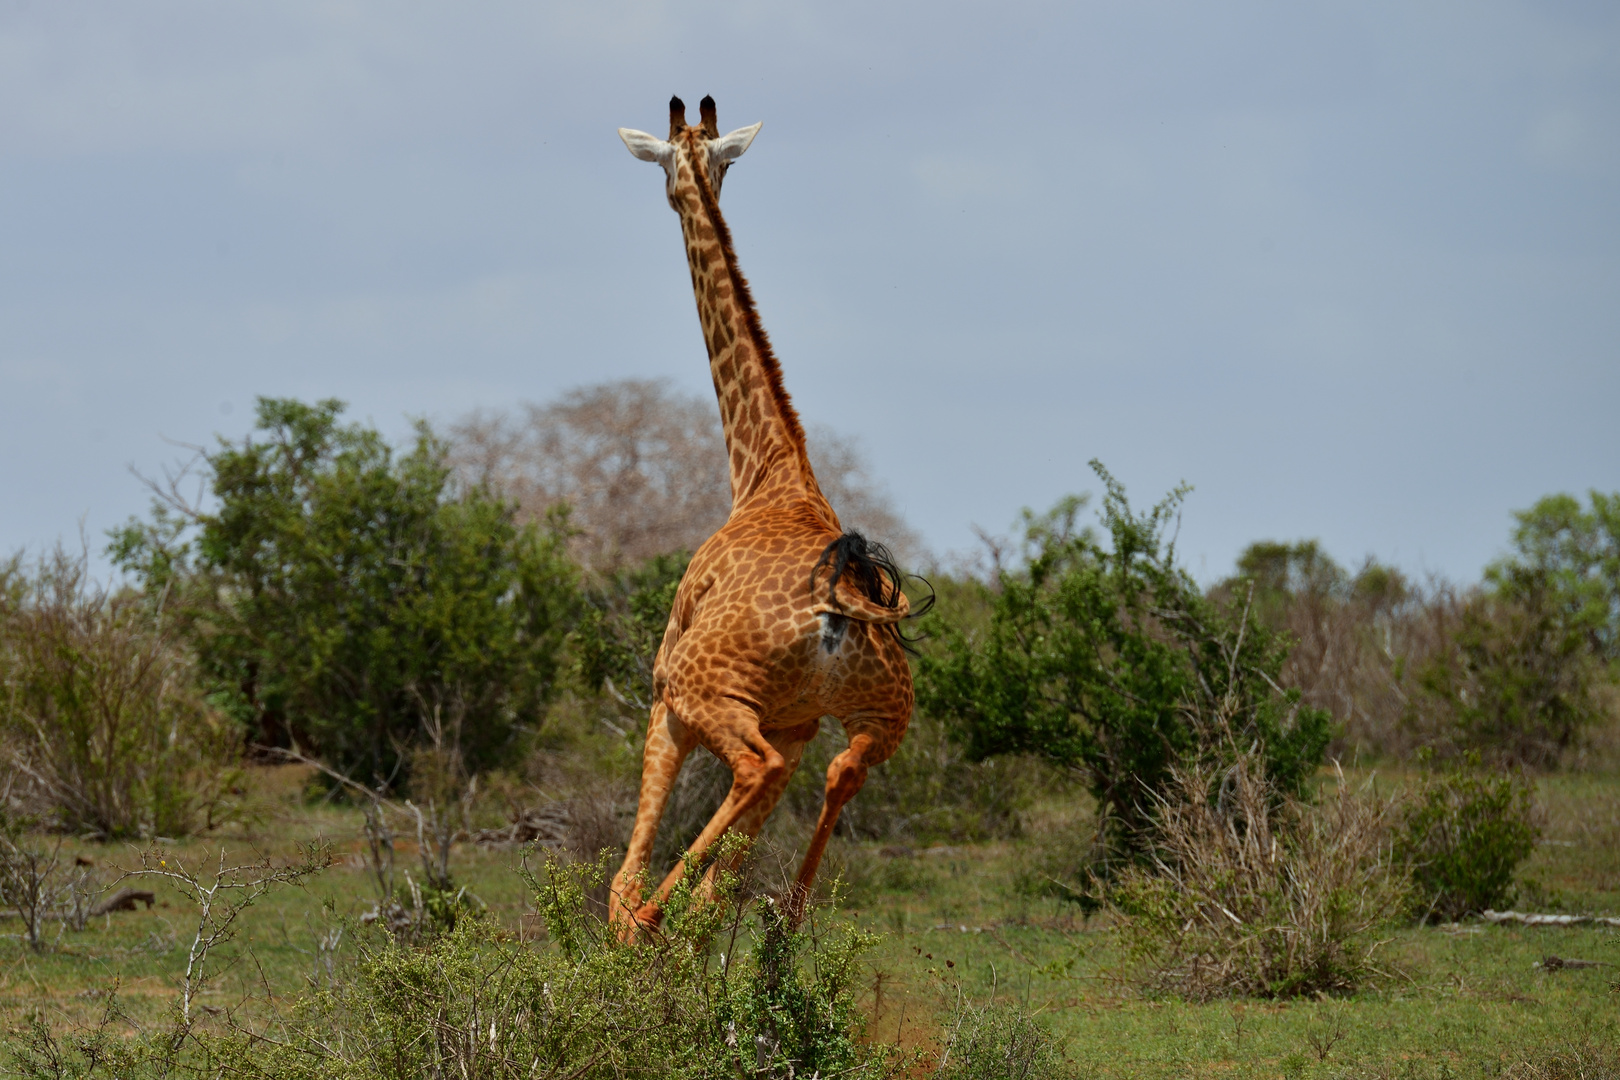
[3,764,1618,1078]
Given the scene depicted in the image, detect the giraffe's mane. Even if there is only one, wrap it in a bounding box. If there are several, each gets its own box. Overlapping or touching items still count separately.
[683,135,809,458]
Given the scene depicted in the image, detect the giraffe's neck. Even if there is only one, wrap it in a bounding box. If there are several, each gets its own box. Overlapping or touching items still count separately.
[670,145,838,526]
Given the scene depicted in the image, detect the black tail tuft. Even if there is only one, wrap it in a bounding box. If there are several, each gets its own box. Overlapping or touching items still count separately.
[810,532,936,655]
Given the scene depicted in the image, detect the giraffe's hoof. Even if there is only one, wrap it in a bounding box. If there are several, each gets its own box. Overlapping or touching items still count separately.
[610,905,661,944]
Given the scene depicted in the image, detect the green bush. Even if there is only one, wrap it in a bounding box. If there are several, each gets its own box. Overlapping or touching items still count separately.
[915,463,1331,871]
[0,548,240,838]
[1396,763,1542,921]
[109,398,578,788]
[571,550,690,718]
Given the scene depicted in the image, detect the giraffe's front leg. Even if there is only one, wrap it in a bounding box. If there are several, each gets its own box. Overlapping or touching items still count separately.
[610,701,697,936]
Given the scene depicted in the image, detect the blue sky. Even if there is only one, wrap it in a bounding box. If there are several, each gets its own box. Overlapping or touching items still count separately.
[1,1,1615,582]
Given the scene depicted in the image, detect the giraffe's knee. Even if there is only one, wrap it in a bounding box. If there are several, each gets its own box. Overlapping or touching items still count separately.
[734,747,790,795]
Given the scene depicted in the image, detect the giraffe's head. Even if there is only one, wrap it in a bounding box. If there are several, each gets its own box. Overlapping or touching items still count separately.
[619,95,761,208]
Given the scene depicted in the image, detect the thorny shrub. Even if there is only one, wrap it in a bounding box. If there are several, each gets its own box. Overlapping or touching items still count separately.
[0,547,240,839]
[934,998,1077,1080]
[5,841,332,1079]
[1112,758,1407,1001]
[0,807,97,952]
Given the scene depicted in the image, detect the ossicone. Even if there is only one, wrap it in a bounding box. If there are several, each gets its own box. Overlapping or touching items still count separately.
[699,95,718,137]
[668,96,687,138]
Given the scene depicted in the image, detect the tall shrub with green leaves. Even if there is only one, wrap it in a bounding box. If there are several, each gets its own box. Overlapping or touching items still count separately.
[1400,490,1616,768]
[915,463,1331,867]
[1491,490,1620,668]
[1228,539,1349,627]
[109,398,579,787]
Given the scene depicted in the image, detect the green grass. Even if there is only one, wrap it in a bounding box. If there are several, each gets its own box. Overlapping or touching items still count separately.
[845,843,1618,1077]
[4,764,1619,1078]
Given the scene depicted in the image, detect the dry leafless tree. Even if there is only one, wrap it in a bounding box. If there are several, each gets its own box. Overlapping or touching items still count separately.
[445,379,921,570]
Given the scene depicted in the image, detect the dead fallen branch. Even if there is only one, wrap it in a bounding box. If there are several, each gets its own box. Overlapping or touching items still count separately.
[88,887,155,916]
[1481,909,1620,928]
[461,804,571,847]
[1535,955,1608,971]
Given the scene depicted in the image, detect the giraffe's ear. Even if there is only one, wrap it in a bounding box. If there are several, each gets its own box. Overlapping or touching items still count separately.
[618,128,674,164]
[709,122,762,164]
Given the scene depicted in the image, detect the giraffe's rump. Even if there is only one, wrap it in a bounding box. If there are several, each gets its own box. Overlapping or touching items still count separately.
[810,533,933,648]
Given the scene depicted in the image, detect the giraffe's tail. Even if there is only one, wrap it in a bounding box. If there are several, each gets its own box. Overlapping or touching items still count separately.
[809,533,935,648]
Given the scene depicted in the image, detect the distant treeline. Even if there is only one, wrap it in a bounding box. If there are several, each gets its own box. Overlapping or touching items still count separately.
[1,382,1614,845]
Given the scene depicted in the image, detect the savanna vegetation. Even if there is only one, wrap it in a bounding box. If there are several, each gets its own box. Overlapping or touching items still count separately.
[2,381,1616,1079]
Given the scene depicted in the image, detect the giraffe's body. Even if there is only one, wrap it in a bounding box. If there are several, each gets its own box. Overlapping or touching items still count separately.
[610,97,914,932]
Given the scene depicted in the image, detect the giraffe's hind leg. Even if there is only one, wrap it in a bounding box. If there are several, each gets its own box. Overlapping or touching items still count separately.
[610,700,698,932]
[692,720,820,903]
[632,700,808,925]
[788,716,903,921]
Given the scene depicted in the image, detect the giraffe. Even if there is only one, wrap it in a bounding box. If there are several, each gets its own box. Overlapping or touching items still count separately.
[609,95,916,935]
